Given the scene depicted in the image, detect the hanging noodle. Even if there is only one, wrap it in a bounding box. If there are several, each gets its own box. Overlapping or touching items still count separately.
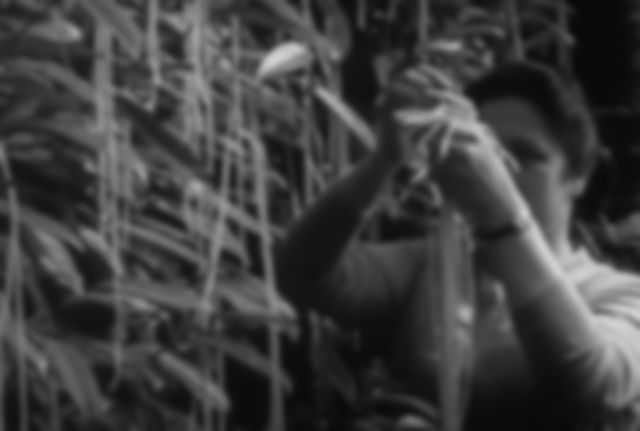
[428,187,475,431]
[389,62,506,431]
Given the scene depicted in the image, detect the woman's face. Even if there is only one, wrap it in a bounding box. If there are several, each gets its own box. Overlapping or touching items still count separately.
[478,97,583,249]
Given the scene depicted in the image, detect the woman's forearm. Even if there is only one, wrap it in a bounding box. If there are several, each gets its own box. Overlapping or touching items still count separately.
[477,224,604,404]
[275,151,398,302]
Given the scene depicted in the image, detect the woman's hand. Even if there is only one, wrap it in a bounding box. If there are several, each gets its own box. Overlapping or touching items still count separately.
[378,64,530,232]
[432,124,530,232]
[375,67,445,169]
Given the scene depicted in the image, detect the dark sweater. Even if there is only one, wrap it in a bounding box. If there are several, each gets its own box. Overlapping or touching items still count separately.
[276,207,640,430]
[275,151,640,430]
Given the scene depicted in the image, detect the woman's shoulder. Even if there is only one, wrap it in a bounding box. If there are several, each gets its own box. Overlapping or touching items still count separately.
[565,247,640,310]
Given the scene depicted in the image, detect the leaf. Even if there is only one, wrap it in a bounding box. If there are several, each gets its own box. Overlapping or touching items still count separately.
[124,223,207,267]
[219,275,295,319]
[429,39,465,54]
[156,351,230,411]
[73,228,119,286]
[24,226,85,295]
[253,0,340,60]
[207,336,293,393]
[521,0,573,13]
[257,41,313,81]
[317,0,352,59]
[217,312,299,338]
[45,339,108,417]
[4,59,95,105]
[5,327,48,375]
[119,279,207,313]
[72,340,161,381]
[257,0,306,28]
[394,107,447,127]
[0,89,81,124]
[180,181,273,239]
[459,5,495,22]
[0,37,90,62]
[154,209,250,267]
[395,414,439,431]
[136,216,194,245]
[78,0,143,57]
[0,71,55,96]
[351,417,396,431]
[218,285,270,316]
[116,96,201,179]
[460,23,507,39]
[369,393,439,425]
[27,13,83,43]
[0,199,82,248]
[0,118,101,153]
[314,86,376,150]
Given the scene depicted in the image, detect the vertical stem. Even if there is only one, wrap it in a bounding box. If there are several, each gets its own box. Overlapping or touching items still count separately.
[95,26,110,242]
[8,169,25,431]
[50,380,61,431]
[146,0,161,109]
[302,0,316,207]
[203,8,217,177]
[119,122,133,250]
[301,0,324,421]
[0,321,4,431]
[0,141,24,431]
[16,272,26,431]
[241,25,284,430]
[434,207,472,431]
[199,149,231,430]
[333,71,349,174]
[249,131,285,431]
[506,0,525,60]
[557,0,571,74]
[95,21,124,387]
[357,0,367,30]
[196,1,223,429]
[417,0,430,58]
[0,141,18,431]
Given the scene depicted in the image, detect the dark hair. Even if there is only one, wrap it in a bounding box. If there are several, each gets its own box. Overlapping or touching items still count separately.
[465,62,600,179]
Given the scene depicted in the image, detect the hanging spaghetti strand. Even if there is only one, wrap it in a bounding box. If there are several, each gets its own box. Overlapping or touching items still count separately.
[389,63,484,431]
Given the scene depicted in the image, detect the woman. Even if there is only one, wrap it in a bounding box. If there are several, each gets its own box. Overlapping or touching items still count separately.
[276,62,640,430]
